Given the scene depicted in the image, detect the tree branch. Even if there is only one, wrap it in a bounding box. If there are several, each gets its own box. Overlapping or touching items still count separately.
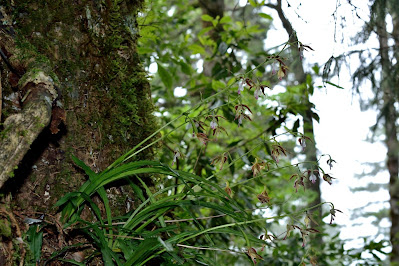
[0,7,58,188]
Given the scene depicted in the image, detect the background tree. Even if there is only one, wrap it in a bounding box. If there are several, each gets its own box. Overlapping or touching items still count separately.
[357,1,398,262]
[328,0,398,263]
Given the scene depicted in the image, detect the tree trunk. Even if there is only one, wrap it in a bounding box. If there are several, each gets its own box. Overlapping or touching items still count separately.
[198,0,225,77]
[0,0,157,263]
[376,8,399,263]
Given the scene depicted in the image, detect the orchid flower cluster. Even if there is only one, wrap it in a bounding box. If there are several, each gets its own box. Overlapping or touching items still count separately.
[298,135,312,152]
[271,143,288,164]
[256,187,270,204]
[172,55,292,157]
[248,203,341,264]
[268,55,289,80]
[290,168,336,192]
[237,77,271,100]
[298,42,315,60]
[206,114,228,137]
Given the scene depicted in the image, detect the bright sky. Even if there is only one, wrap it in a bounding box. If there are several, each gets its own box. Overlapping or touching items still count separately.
[264,0,391,261]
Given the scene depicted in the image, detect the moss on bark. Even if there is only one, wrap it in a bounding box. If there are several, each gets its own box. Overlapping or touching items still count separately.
[0,0,158,231]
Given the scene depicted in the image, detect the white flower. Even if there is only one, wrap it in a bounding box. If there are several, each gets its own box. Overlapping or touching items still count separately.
[238,116,243,127]
[254,88,260,100]
[237,81,245,95]
[309,173,317,184]
[172,149,181,166]
[210,119,217,130]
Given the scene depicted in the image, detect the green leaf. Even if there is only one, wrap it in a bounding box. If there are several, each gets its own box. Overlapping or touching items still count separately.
[212,19,218,27]
[188,44,206,55]
[219,16,232,24]
[198,26,213,37]
[312,111,320,123]
[157,63,173,90]
[26,225,43,263]
[71,155,97,179]
[179,61,192,75]
[211,80,225,90]
[227,77,236,86]
[201,14,214,22]
[259,13,272,20]
[137,47,154,54]
[312,64,320,75]
[292,118,300,133]
[126,238,161,265]
[83,224,122,266]
[249,0,258,7]
[325,81,345,89]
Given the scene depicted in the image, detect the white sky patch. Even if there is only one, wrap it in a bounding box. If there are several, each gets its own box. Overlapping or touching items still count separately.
[236,51,247,66]
[239,0,247,7]
[149,62,158,74]
[167,6,176,17]
[174,87,187,97]
[196,59,203,73]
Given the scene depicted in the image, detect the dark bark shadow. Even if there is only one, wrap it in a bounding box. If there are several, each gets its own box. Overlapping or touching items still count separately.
[0,123,67,195]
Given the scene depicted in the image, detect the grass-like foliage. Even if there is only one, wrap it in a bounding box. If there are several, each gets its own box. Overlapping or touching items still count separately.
[50,143,337,265]
[53,155,269,265]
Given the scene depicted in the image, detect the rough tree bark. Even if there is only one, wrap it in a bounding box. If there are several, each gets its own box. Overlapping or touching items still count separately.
[0,0,157,263]
[0,7,59,187]
[376,5,399,262]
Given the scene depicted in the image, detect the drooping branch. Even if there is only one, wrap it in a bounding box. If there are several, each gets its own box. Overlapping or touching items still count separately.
[0,7,58,188]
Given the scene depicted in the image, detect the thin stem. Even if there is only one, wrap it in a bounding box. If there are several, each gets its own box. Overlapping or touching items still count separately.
[107,206,273,226]
[193,145,205,174]
[104,234,242,253]
[232,160,320,188]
